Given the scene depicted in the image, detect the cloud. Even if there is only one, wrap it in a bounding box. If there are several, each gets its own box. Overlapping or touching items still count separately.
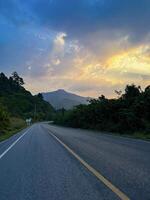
[54,32,67,47]
[1,0,150,97]
[1,0,150,42]
[25,0,150,43]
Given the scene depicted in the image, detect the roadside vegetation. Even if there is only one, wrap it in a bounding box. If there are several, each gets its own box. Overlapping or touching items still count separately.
[0,117,26,142]
[0,72,54,140]
[54,84,150,139]
[0,105,9,135]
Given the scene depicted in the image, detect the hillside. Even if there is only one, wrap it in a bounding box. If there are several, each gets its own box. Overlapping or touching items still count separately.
[42,89,89,110]
[0,72,54,123]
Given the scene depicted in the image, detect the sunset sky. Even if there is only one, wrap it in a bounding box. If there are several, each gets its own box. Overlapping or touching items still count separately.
[0,0,150,97]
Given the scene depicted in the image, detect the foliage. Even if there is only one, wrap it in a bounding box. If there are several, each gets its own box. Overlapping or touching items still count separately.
[0,117,26,141]
[0,105,10,134]
[11,71,25,86]
[0,72,54,126]
[54,84,150,135]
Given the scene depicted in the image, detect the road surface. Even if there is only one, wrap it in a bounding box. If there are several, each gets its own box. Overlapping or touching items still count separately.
[0,123,150,200]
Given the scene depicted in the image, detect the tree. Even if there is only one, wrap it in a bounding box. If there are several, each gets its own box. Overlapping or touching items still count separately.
[53,84,150,135]
[37,93,43,100]
[145,85,150,94]
[11,72,24,86]
[0,72,54,122]
[0,73,9,92]
[115,90,122,98]
[0,73,7,80]
[122,84,141,100]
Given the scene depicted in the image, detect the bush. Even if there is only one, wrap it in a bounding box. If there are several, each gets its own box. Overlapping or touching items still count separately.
[0,105,10,134]
[54,84,150,136]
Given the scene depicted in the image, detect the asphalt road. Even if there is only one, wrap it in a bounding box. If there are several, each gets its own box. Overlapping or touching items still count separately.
[0,123,150,200]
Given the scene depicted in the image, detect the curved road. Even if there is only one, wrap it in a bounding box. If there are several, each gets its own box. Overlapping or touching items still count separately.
[0,123,150,200]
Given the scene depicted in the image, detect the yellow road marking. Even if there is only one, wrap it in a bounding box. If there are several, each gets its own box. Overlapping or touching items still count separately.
[49,130,130,200]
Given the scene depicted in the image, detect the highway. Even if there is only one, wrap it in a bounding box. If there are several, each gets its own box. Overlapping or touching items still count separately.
[0,123,150,200]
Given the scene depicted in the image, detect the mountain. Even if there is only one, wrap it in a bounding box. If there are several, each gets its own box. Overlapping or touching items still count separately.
[42,89,89,110]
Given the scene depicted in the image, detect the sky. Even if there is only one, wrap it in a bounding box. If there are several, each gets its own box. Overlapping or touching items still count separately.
[0,0,150,97]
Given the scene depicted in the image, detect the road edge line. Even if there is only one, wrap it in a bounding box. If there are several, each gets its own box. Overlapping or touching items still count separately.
[48,130,130,200]
[0,127,31,160]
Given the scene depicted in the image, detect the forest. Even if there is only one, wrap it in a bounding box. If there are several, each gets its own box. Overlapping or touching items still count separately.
[0,72,54,137]
[54,84,150,138]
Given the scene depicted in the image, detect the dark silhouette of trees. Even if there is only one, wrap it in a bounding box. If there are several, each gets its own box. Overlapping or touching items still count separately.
[123,84,141,100]
[0,72,54,131]
[11,71,24,86]
[37,93,43,100]
[54,84,150,136]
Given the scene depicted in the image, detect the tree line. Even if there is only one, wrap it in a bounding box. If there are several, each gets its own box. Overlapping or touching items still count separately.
[0,72,54,134]
[54,84,150,137]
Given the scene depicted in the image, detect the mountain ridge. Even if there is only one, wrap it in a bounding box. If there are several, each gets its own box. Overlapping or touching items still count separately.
[42,89,89,110]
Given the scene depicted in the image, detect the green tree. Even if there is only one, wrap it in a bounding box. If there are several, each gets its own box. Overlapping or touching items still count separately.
[122,84,141,100]
[11,71,25,86]
[53,84,150,136]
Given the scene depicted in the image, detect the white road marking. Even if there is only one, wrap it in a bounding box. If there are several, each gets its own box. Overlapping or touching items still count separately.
[0,128,31,160]
[49,130,130,200]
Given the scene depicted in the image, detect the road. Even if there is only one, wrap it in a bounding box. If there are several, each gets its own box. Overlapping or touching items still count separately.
[0,123,150,200]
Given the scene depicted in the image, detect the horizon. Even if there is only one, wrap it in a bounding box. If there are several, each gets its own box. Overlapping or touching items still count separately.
[1,0,150,98]
[2,71,148,99]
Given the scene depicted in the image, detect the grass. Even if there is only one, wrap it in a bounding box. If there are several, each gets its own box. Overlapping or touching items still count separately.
[0,117,27,142]
[132,132,150,140]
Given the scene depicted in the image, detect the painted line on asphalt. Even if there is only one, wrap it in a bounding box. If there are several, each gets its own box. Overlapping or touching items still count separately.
[0,128,31,160]
[49,130,130,200]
